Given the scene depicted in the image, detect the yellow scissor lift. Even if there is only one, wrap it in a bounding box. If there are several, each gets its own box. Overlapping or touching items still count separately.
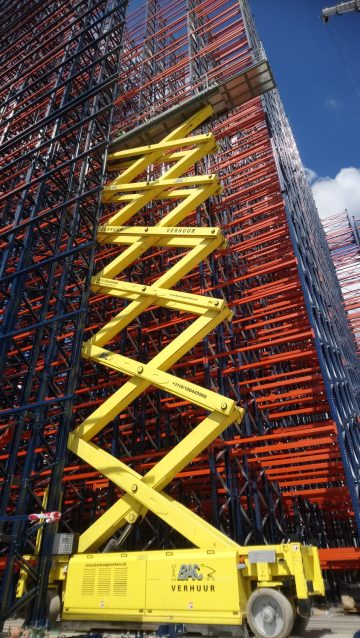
[17,104,324,638]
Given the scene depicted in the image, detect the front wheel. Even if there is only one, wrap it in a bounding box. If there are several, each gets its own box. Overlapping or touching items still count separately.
[246,588,295,638]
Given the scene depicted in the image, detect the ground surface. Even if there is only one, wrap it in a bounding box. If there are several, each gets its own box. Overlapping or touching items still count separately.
[1,609,359,638]
[306,608,359,637]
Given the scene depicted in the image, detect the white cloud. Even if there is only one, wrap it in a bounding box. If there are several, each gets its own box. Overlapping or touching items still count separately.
[310,167,360,219]
[324,97,343,110]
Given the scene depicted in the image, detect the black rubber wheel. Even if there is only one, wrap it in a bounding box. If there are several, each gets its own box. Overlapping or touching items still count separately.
[291,613,310,635]
[46,590,60,627]
[246,588,295,638]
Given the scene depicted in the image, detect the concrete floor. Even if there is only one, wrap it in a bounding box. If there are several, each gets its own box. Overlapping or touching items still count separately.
[2,609,359,638]
[306,609,360,637]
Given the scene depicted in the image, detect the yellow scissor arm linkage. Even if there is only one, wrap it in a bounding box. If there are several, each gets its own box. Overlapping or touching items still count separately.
[68,105,244,553]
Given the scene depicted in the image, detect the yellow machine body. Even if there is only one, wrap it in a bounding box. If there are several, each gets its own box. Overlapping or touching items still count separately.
[61,544,324,626]
[62,549,246,625]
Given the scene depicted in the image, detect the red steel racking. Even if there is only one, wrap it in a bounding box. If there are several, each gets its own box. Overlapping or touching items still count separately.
[0,0,360,625]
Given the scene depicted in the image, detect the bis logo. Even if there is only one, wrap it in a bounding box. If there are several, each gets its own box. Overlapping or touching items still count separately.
[177,563,203,581]
[171,563,216,593]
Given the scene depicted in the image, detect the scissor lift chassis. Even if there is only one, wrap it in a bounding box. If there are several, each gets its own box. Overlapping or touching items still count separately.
[60,545,323,626]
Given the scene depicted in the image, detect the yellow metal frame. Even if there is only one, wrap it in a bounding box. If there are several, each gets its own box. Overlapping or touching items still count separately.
[16,108,324,623]
[68,105,244,553]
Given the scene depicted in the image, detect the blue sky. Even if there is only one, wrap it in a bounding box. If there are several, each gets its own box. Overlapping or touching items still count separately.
[250,2,360,218]
[251,1,360,176]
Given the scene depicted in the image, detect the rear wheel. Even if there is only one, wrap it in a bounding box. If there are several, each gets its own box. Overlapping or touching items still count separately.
[246,588,294,638]
[46,589,61,627]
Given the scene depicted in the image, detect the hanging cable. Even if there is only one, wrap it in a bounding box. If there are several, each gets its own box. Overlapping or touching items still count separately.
[326,24,360,100]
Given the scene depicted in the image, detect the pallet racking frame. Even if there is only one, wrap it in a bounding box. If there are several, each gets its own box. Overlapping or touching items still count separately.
[0,0,360,626]
[323,210,360,357]
[0,0,128,625]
